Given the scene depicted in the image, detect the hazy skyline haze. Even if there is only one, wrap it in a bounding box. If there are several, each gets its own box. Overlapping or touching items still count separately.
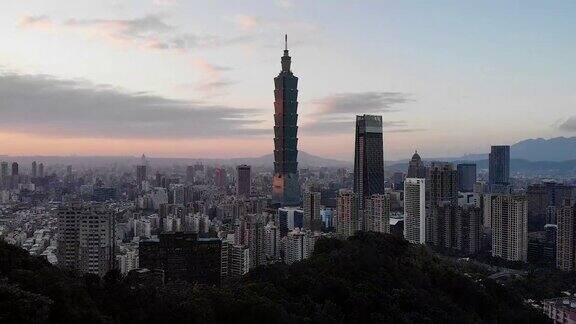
[1,0,576,160]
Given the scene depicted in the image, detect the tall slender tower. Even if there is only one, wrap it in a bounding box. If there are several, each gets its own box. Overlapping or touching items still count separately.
[272,35,301,206]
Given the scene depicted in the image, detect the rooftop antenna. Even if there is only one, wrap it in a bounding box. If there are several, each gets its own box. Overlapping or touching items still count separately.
[285,34,288,51]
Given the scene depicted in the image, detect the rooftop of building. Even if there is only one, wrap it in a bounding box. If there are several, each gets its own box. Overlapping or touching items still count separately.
[543,297,576,312]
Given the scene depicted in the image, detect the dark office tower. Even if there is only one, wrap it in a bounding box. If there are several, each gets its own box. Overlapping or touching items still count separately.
[236,165,251,197]
[11,162,18,176]
[526,182,574,231]
[272,35,301,207]
[139,232,222,285]
[31,161,37,178]
[527,225,557,268]
[136,165,147,187]
[186,165,195,183]
[303,191,321,231]
[392,172,405,190]
[489,145,510,188]
[527,184,547,231]
[407,151,427,178]
[354,114,385,210]
[38,163,44,178]
[456,163,476,192]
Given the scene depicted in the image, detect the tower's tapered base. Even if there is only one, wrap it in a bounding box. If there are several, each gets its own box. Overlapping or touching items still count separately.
[272,172,301,207]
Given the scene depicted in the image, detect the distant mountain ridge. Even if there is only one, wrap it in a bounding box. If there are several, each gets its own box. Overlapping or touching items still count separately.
[511,137,576,161]
[389,137,576,163]
[460,136,576,162]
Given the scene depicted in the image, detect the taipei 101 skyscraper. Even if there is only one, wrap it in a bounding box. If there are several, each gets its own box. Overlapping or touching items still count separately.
[272,35,301,206]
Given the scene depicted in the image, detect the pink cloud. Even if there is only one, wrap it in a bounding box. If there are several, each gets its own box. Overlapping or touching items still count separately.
[18,15,55,30]
[191,58,234,95]
[233,14,261,30]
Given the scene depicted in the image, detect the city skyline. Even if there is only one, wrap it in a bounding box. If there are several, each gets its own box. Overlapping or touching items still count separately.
[2,1,576,160]
[2,2,576,323]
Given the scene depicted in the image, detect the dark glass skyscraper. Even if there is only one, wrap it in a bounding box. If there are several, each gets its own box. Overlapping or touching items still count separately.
[457,163,477,192]
[489,145,510,187]
[236,164,251,197]
[354,115,384,210]
[272,36,301,206]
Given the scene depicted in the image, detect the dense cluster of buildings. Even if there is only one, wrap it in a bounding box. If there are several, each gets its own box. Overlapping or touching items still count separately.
[1,38,576,293]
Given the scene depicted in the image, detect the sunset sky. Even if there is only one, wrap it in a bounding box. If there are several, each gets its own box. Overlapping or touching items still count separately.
[1,0,576,160]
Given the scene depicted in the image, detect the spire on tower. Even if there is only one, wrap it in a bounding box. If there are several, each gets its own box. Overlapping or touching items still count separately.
[281,34,291,72]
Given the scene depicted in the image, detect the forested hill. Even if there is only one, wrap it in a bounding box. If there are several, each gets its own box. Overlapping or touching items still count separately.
[0,233,546,323]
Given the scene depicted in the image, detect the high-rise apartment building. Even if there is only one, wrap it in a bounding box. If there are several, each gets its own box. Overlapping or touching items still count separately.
[426,162,458,248]
[557,199,576,271]
[455,205,482,255]
[272,35,301,207]
[491,194,528,262]
[457,163,476,192]
[0,162,8,189]
[236,164,251,197]
[283,228,312,265]
[56,203,115,276]
[427,200,456,248]
[265,221,281,262]
[336,190,358,239]
[221,241,250,280]
[429,162,458,205]
[364,194,390,234]
[246,215,267,269]
[0,162,7,178]
[404,178,426,244]
[353,114,385,211]
[303,191,321,231]
[489,145,510,189]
